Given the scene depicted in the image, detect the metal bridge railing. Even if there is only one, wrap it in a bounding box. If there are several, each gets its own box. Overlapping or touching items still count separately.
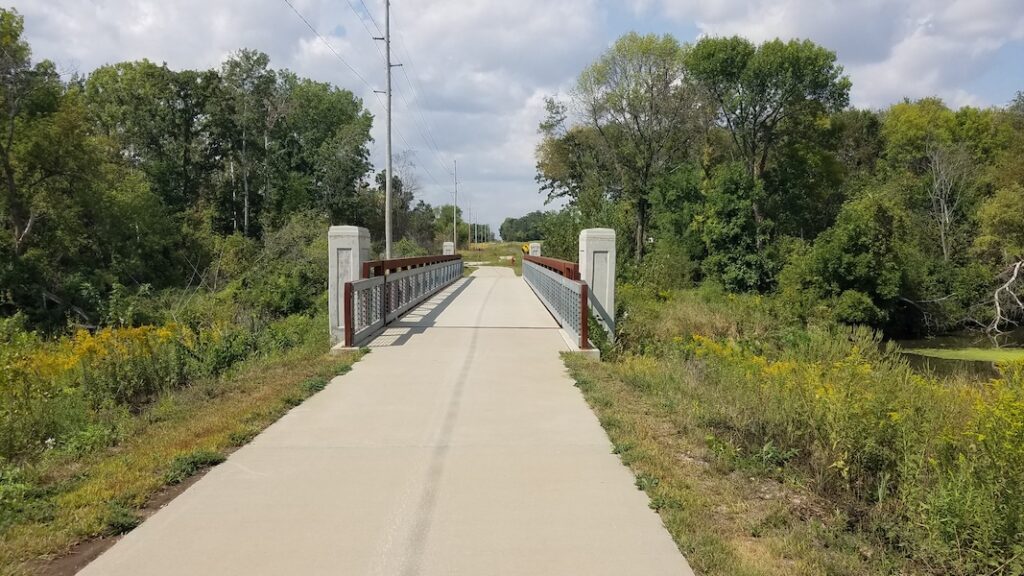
[344,255,463,347]
[522,255,590,349]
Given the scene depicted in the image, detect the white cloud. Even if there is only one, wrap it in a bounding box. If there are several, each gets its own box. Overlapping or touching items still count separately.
[14,0,599,230]
[10,0,1024,230]
[632,0,1024,107]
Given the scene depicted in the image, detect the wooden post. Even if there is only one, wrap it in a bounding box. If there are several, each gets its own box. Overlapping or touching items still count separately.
[580,283,590,349]
[343,282,354,348]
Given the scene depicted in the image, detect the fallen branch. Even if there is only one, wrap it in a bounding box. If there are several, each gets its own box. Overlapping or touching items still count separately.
[989,260,1024,334]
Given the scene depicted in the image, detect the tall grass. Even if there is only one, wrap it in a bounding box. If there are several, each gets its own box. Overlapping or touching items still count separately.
[0,313,323,461]
[610,286,1024,575]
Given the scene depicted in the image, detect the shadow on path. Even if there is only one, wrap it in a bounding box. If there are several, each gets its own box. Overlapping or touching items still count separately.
[367,277,476,348]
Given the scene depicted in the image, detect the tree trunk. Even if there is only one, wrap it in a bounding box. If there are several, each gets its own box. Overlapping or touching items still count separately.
[242,123,249,237]
[752,157,766,249]
[634,197,648,262]
[229,159,237,233]
[3,154,29,256]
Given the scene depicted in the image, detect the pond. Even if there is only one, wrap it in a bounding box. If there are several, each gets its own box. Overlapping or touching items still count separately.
[897,329,1024,380]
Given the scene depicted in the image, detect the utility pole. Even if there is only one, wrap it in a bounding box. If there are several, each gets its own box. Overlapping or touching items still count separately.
[374,0,401,259]
[453,159,458,251]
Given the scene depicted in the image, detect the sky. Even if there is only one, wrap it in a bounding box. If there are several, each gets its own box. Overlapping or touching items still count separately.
[12,0,1024,235]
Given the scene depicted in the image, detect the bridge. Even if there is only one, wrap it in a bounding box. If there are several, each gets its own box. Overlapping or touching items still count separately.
[78,228,694,575]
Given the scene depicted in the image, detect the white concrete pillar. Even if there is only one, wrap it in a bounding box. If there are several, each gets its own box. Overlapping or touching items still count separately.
[328,226,370,346]
[442,241,454,255]
[579,228,616,335]
[529,242,541,257]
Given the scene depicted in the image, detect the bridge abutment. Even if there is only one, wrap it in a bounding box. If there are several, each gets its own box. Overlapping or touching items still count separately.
[579,228,616,337]
[328,226,370,346]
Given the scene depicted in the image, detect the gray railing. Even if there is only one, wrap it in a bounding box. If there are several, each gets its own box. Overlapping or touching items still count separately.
[523,257,590,349]
[344,256,463,347]
[384,259,463,322]
[345,276,386,346]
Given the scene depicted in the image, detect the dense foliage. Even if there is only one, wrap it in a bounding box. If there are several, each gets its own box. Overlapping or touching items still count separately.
[498,210,549,242]
[599,285,1024,574]
[534,33,1024,336]
[532,30,1024,574]
[0,8,490,333]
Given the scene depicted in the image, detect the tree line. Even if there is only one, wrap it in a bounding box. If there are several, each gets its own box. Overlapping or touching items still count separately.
[534,32,1024,336]
[0,8,487,331]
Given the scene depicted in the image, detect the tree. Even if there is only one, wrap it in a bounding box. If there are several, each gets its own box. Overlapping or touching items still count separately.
[435,204,468,246]
[499,211,548,242]
[881,98,956,173]
[778,192,919,328]
[84,61,219,214]
[925,143,975,261]
[573,33,703,261]
[220,49,275,236]
[405,200,436,250]
[274,75,371,227]
[974,185,1024,332]
[685,36,851,235]
[698,163,776,292]
[0,9,66,257]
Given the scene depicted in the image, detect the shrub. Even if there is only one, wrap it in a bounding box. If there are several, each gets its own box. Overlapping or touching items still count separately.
[674,325,1019,572]
[613,288,1024,572]
[0,311,328,461]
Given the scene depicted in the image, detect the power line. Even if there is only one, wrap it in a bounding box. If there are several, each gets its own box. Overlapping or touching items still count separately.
[280,0,375,91]
[394,85,451,179]
[359,0,384,36]
[281,0,453,208]
[343,0,386,64]
[395,34,452,175]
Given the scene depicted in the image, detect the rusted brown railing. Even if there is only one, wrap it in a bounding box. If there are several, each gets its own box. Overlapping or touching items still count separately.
[362,254,462,279]
[523,254,580,281]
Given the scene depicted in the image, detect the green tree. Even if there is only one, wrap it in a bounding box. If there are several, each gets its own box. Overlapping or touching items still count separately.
[881,97,956,173]
[435,204,468,247]
[573,32,702,261]
[779,192,920,328]
[218,49,276,237]
[275,75,371,227]
[499,211,548,242]
[685,36,850,235]
[698,163,777,292]
[974,184,1024,264]
[405,200,436,250]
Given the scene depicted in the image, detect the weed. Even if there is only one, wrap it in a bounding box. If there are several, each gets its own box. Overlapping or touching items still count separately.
[105,502,142,535]
[635,472,660,491]
[567,286,1024,574]
[227,427,259,447]
[163,450,226,485]
[300,376,328,395]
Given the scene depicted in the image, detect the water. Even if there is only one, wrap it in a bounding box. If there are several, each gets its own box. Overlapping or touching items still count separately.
[897,329,1024,380]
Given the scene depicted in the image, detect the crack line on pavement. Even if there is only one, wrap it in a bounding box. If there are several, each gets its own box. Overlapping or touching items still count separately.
[397,277,498,576]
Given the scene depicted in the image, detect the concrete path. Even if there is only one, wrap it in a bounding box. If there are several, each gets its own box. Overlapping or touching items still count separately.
[80,267,693,576]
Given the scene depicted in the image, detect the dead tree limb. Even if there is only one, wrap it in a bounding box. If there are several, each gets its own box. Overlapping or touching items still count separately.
[990,260,1024,334]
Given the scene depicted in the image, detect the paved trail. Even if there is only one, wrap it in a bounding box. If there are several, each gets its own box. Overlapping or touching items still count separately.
[81,267,693,575]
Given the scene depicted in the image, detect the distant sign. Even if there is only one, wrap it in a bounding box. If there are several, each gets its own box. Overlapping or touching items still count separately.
[521,243,529,254]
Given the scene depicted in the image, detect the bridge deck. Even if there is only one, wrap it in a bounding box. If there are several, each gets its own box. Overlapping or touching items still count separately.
[80,267,692,575]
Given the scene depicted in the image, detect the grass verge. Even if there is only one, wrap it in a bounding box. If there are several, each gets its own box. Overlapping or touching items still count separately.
[563,353,910,576]
[902,347,1024,362]
[460,242,523,276]
[0,342,363,576]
